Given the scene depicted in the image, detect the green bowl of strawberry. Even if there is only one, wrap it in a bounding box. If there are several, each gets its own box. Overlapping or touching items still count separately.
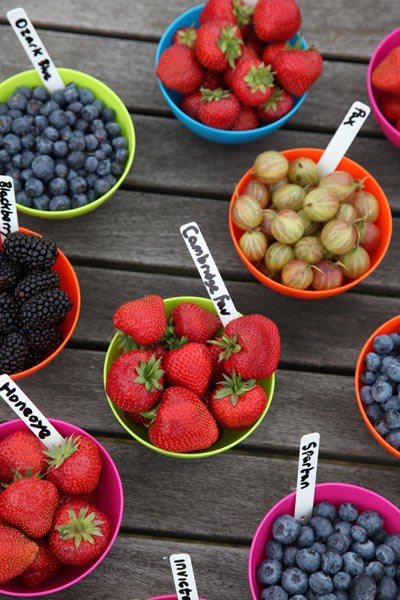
[103,296,276,459]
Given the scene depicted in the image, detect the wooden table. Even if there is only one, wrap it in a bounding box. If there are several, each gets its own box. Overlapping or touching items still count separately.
[0,1,400,598]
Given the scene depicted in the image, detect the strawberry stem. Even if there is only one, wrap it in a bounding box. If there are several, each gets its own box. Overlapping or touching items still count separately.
[208,333,241,361]
[214,371,256,406]
[57,506,105,549]
[217,24,243,69]
[45,435,80,470]
[134,354,164,392]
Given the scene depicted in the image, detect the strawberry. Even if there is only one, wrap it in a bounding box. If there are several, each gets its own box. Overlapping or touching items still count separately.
[253,0,302,42]
[209,371,267,429]
[18,540,61,587]
[0,523,39,584]
[372,47,400,95]
[163,342,213,398]
[148,386,219,452]
[209,314,280,379]
[180,91,203,120]
[156,45,204,94]
[257,86,294,122]
[224,45,260,88]
[262,42,287,65]
[243,26,264,56]
[125,410,153,426]
[45,434,102,495]
[57,492,96,508]
[198,87,241,129]
[195,21,244,71]
[170,302,221,344]
[172,26,197,48]
[200,0,253,28]
[106,350,164,411]
[231,58,275,106]
[113,294,167,346]
[231,104,260,130]
[395,116,400,131]
[0,476,59,538]
[49,499,110,566]
[379,92,400,123]
[202,71,226,90]
[272,48,323,96]
[0,429,46,483]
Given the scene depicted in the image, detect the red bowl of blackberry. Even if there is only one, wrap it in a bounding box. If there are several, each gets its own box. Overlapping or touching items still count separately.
[0,227,80,379]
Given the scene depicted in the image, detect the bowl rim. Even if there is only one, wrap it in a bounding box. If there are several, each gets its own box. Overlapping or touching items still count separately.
[0,67,135,219]
[367,27,400,140]
[103,295,276,459]
[354,313,400,459]
[8,227,81,380]
[155,4,308,140]
[229,147,392,299]
[0,417,124,597]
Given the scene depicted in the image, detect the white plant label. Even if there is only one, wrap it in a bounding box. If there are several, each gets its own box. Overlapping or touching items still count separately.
[7,7,65,92]
[180,221,238,327]
[294,432,320,523]
[169,553,200,600]
[318,101,371,177]
[0,374,64,449]
[0,176,18,244]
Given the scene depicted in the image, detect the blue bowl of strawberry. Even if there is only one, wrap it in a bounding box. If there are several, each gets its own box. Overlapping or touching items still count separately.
[155,1,323,144]
[103,295,279,458]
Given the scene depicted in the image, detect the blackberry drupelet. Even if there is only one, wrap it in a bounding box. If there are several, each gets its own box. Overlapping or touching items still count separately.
[20,289,72,329]
[24,347,45,370]
[0,255,21,291]
[3,231,58,270]
[0,292,19,335]
[15,269,60,301]
[24,326,64,353]
[0,332,29,374]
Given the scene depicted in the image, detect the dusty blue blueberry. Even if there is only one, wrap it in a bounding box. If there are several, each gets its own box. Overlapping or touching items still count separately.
[335,521,352,536]
[283,546,298,567]
[0,115,12,134]
[26,98,42,116]
[383,396,400,412]
[84,133,98,151]
[102,107,115,122]
[81,103,99,121]
[84,156,98,173]
[257,559,283,586]
[34,115,48,131]
[385,534,400,561]
[390,332,400,348]
[93,98,104,113]
[8,109,23,119]
[373,529,388,544]
[349,574,376,600]
[33,194,50,210]
[376,544,396,565]
[67,151,86,169]
[309,571,333,595]
[79,88,94,104]
[105,121,120,138]
[93,127,107,143]
[297,526,315,548]
[100,142,113,157]
[310,542,326,556]
[67,169,78,181]
[317,595,336,600]
[97,159,111,177]
[21,134,35,150]
[365,402,383,423]
[321,550,342,575]
[16,190,32,207]
[50,90,66,107]
[64,85,79,103]
[20,150,34,169]
[21,168,33,182]
[55,162,69,178]
[309,517,333,543]
[86,173,97,189]
[0,103,8,115]
[342,552,364,577]
[115,147,128,163]
[36,137,53,154]
[361,370,378,385]
[94,148,107,161]
[11,154,22,168]
[335,592,350,600]
[91,118,104,131]
[365,560,384,581]
[69,135,86,151]
[281,567,308,595]
[69,176,87,195]
[40,100,59,117]
[272,515,301,544]
[296,548,321,573]
[350,526,367,543]
[351,540,375,561]
[52,140,67,158]
[94,177,111,196]
[16,85,32,99]
[373,335,394,355]
[381,356,396,374]
[48,177,68,196]
[260,585,288,600]
[105,174,116,188]
[75,118,89,132]
[382,410,400,429]
[32,86,49,102]
[67,101,83,114]
[0,149,9,164]
[111,160,124,176]
[376,576,397,600]
[43,125,59,141]
[25,178,44,197]
[11,115,33,135]
[385,429,400,449]
[383,564,396,578]
[87,189,97,202]
[333,571,352,591]
[265,540,284,561]
[49,195,71,211]
[48,109,68,129]
[387,361,400,383]
[71,193,89,208]
[60,125,73,141]
[31,155,55,181]
[7,91,27,111]
[3,133,21,154]
[64,110,76,126]
[327,532,350,553]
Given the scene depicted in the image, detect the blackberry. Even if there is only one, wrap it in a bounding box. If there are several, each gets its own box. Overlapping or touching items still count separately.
[25,326,63,353]
[15,269,60,301]
[24,347,44,370]
[0,255,21,291]
[0,292,19,335]
[0,332,29,374]
[20,289,72,329]
[3,231,58,271]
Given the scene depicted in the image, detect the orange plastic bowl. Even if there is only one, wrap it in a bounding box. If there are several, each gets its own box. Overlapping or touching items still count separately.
[229,148,392,299]
[355,314,400,459]
[5,228,80,380]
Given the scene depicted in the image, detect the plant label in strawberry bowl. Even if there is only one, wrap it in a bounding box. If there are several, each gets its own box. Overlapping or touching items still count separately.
[0,374,65,448]
[7,7,65,92]
[0,176,18,244]
[169,553,200,600]
[318,101,371,177]
[180,221,238,327]
[294,432,320,524]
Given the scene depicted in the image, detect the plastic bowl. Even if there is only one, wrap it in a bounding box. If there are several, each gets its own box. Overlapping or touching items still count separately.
[229,147,392,299]
[147,596,207,600]
[0,68,135,219]
[6,227,80,380]
[248,482,400,600]
[355,314,400,460]
[367,28,400,149]
[0,418,123,597]
[103,296,275,458]
[155,5,308,145]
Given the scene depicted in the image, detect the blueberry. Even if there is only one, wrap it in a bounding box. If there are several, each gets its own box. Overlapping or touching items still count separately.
[3,133,21,154]
[79,88,94,104]
[310,542,327,556]
[0,115,12,134]
[34,115,48,131]
[272,515,301,544]
[105,121,120,138]
[16,190,32,207]
[91,118,105,131]
[48,177,68,196]
[335,593,350,600]
[357,510,384,537]
[257,559,283,586]
[21,168,33,182]
[26,98,42,116]
[36,137,53,154]
[48,109,68,129]
[342,552,364,577]
[5,167,21,191]
[382,410,400,429]
[387,361,400,383]
[81,103,99,121]
[31,155,55,181]
[40,100,60,116]
[361,370,378,385]
[327,532,350,553]
[21,134,36,150]
[385,534,400,561]
[283,546,298,567]
[376,544,396,565]
[64,85,79,103]
[16,85,32,99]
[32,86,49,102]
[86,173,97,189]
[266,540,284,561]
[0,149,9,164]
[317,595,336,600]
[94,148,107,161]
[386,429,400,449]
[365,402,383,423]
[7,91,27,111]
[100,142,113,157]
[373,529,388,544]
[351,540,375,561]
[349,574,376,600]
[43,125,59,141]
[384,564,397,578]
[49,195,71,211]
[93,98,105,113]
[297,526,315,548]
[69,135,86,151]
[64,110,77,126]
[84,155,98,173]
[384,396,400,412]
[382,356,397,374]
[321,550,343,575]
[68,101,83,114]
[60,125,73,141]
[281,567,308,595]
[67,151,86,169]
[75,118,90,132]
[8,109,23,119]
[290,596,307,600]
[365,560,384,581]
[94,128,107,143]
[11,153,22,168]
[51,90,66,107]
[373,335,394,355]
[102,107,115,122]
[376,575,397,600]
[309,517,334,543]
[111,160,124,176]
[97,159,112,176]
[84,133,98,151]
[94,177,112,196]
[351,525,367,543]
[309,571,334,595]
[25,178,44,198]
[333,571,352,591]
[67,169,78,181]
[0,103,8,115]
[71,193,89,208]
[69,176,87,195]
[296,548,321,573]
[55,162,69,178]
[116,147,128,163]
[260,585,288,600]
[372,379,395,403]
[11,115,33,135]
[33,194,50,210]
[390,332,400,348]
[53,140,68,158]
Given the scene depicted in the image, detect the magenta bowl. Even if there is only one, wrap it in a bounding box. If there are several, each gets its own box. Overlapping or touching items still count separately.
[248,482,400,600]
[367,27,400,148]
[0,418,124,597]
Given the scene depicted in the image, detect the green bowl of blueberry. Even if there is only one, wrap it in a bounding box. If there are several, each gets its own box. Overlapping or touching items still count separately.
[0,68,135,219]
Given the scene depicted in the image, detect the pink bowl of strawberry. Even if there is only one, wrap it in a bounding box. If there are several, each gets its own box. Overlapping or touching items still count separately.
[155,1,323,144]
[103,295,278,458]
[0,418,123,596]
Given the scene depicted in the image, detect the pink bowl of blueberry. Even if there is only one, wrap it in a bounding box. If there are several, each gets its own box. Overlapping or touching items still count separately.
[0,68,135,219]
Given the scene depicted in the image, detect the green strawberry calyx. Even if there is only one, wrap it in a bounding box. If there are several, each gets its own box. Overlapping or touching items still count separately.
[232,0,254,28]
[139,405,159,426]
[134,354,164,393]
[177,25,197,48]
[209,332,241,361]
[161,321,188,350]
[217,24,244,68]
[259,87,284,112]
[116,329,144,352]
[45,435,80,469]
[244,63,275,93]
[57,506,105,548]
[200,87,231,102]
[214,371,256,406]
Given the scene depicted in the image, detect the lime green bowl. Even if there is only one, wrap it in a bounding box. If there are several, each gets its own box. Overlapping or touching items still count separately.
[0,68,135,219]
[103,296,275,459]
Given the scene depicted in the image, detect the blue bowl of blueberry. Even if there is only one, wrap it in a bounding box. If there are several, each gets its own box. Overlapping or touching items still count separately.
[249,482,400,599]
[0,68,135,218]
[355,314,400,460]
